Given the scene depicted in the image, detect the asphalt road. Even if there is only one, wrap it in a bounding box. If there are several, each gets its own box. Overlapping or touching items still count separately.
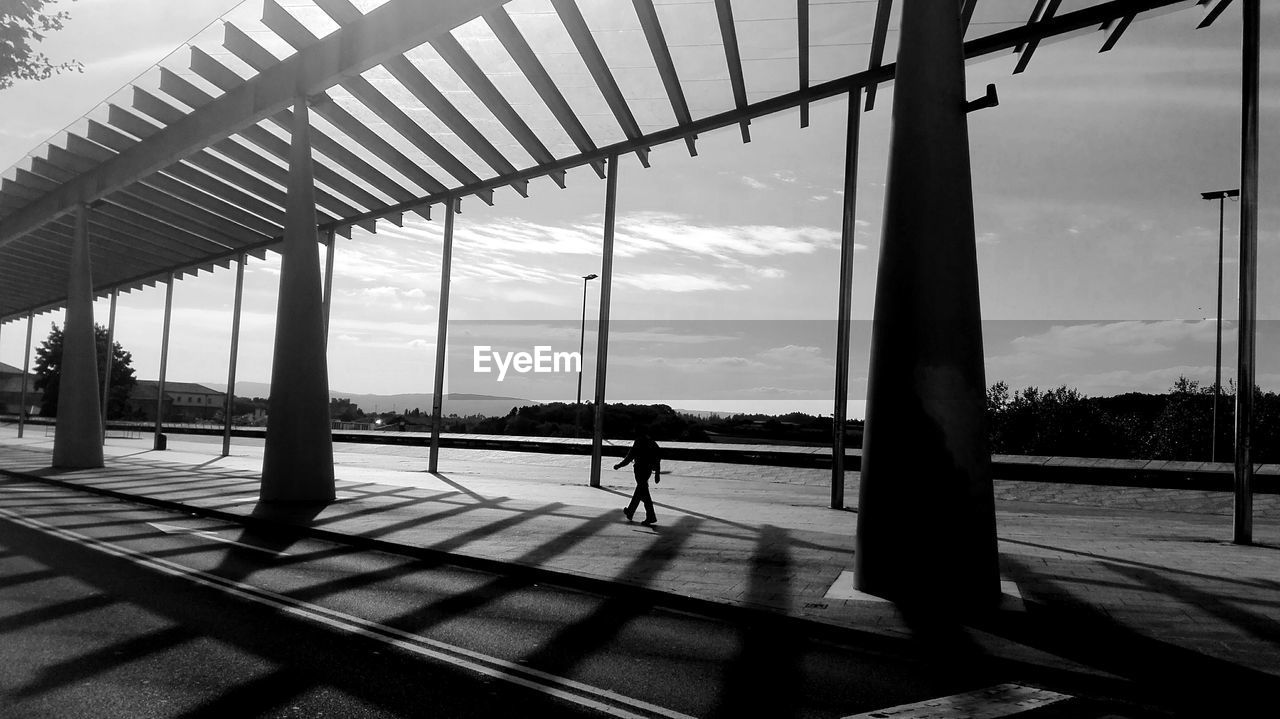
[0,479,1162,718]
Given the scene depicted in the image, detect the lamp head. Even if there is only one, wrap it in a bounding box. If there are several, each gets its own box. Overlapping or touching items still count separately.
[583,273,599,281]
[1201,189,1241,200]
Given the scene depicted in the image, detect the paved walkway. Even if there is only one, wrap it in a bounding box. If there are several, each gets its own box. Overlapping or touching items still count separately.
[2,428,1279,715]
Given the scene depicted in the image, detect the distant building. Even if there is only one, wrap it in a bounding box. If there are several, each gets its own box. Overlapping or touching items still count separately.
[0,362,40,416]
[129,381,225,422]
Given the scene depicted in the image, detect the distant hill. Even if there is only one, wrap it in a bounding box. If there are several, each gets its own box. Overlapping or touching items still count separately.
[204,381,535,418]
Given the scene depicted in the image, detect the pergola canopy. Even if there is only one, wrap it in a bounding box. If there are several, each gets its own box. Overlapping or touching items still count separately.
[0,0,1221,321]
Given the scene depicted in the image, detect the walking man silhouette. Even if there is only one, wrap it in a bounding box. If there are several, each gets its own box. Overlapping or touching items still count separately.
[614,427,661,525]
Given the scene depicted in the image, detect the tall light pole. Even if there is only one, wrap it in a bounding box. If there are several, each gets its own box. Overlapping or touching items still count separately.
[576,273,598,437]
[1202,188,1239,463]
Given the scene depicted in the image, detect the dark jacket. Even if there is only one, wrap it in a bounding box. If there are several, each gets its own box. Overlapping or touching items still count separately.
[617,436,661,479]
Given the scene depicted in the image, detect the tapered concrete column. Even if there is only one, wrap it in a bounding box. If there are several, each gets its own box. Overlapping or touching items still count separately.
[854,2,998,613]
[589,156,619,488]
[261,99,335,502]
[53,203,104,468]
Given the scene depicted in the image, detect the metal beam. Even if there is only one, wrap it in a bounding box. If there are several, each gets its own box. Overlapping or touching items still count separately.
[633,0,697,154]
[323,227,336,345]
[864,0,893,111]
[259,0,493,204]
[159,63,396,218]
[961,0,978,33]
[187,44,420,222]
[78,120,289,233]
[1018,0,1053,53]
[553,0,650,167]
[312,0,529,197]
[222,253,245,457]
[832,90,860,508]
[0,0,509,246]
[798,0,809,127]
[483,7,602,180]
[430,199,456,474]
[1234,0,1258,545]
[32,152,282,240]
[154,272,174,450]
[1100,14,1135,52]
[431,32,561,178]
[589,156,619,488]
[1014,0,1064,75]
[130,86,375,229]
[1199,0,1234,28]
[101,287,117,436]
[334,0,1201,232]
[18,169,253,256]
[713,0,751,142]
[18,312,33,437]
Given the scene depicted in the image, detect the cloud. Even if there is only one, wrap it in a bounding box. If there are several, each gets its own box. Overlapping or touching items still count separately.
[1053,366,1216,396]
[615,273,749,292]
[1006,320,1216,359]
[758,344,825,364]
[741,176,768,190]
[616,211,840,260]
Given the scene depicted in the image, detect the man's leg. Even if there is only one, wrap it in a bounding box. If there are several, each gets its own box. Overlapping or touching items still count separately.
[638,476,656,523]
[625,481,641,520]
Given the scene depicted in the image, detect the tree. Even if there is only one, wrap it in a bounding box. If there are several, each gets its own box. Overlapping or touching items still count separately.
[1,0,82,90]
[987,384,1134,458]
[1142,377,1215,461]
[33,323,136,419]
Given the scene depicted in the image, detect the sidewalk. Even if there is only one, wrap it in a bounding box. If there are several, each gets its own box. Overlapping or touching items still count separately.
[2,429,1279,714]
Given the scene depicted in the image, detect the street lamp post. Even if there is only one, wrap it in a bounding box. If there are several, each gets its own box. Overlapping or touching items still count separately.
[576,273,598,437]
[1202,188,1239,463]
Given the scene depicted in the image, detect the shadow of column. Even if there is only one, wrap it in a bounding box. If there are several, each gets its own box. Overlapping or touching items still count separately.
[708,524,801,718]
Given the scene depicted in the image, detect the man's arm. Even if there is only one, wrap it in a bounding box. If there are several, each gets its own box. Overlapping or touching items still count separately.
[613,443,636,470]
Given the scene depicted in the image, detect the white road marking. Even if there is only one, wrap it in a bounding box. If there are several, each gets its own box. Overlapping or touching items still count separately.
[147,522,295,557]
[0,507,694,719]
[841,683,1071,719]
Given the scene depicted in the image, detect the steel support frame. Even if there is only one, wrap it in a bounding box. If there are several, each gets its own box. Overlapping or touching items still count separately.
[222,253,246,457]
[429,198,456,474]
[17,312,32,438]
[101,287,118,437]
[1234,0,1259,545]
[589,156,620,488]
[831,90,861,509]
[323,227,336,345]
[154,272,174,450]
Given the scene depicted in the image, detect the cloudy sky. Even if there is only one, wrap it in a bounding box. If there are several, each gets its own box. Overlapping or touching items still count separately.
[2,1,1279,416]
